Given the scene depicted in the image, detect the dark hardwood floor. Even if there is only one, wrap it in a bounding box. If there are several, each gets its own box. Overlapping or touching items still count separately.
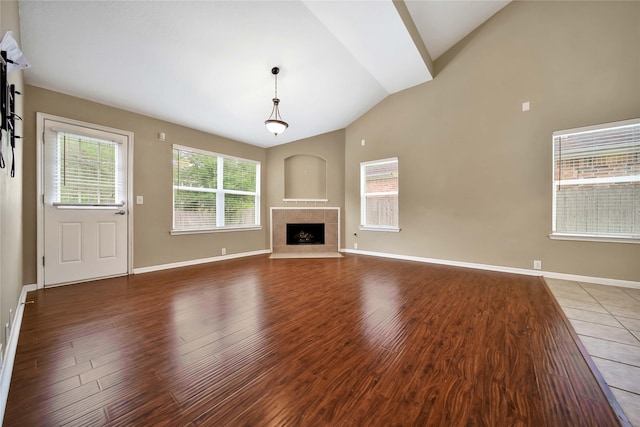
[4,254,625,426]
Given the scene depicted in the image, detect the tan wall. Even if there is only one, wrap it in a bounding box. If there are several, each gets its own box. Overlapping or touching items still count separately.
[284,154,327,200]
[0,0,24,351]
[23,86,267,283]
[265,130,345,247]
[345,1,640,281]
[20,1,640,284]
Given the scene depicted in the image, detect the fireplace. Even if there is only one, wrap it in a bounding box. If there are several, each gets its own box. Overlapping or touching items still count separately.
[270,207,340,255]
[287,223,325,245]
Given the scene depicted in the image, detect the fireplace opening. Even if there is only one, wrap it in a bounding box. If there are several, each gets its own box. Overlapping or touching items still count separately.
[286,223,325,245]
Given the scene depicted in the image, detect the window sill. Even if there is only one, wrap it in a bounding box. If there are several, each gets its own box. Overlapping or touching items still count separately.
[170,226,262,236]
[283,198,329,203]
[549,233,640,244]
[360,226,401,233]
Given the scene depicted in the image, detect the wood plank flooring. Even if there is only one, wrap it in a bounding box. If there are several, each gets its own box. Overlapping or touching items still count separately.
[4,255,626,426]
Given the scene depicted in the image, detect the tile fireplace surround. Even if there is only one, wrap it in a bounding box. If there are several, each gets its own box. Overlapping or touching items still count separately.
[271,208,340,254]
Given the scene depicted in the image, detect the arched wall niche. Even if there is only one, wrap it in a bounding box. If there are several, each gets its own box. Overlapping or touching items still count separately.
[284,154,327,200]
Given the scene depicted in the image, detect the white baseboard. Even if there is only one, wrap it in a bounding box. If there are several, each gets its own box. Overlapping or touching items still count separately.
[341,249,640,289]
[132,250,271,274]
[0,284,37,423]
[542,271,640,289]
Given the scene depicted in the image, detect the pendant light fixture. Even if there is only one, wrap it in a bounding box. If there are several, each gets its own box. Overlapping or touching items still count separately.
[264,66,288,136]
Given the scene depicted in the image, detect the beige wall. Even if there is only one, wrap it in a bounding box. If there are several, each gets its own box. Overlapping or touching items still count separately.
[265,130,345,248]
[284,154,327,200]
[0,0,24,351]
[23,86,267,283]
[19,1,640,284]
[345,1,640,281]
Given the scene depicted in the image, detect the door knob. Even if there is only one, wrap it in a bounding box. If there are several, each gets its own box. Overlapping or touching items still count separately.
[115,210,126,215]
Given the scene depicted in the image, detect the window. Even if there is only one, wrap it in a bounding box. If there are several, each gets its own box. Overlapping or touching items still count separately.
[172,145,260,232]
[552,118,640,242]
[53,132,122,205]
[361,157,399,231]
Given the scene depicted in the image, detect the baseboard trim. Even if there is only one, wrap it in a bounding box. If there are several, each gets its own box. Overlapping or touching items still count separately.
[132,250,271,274]
[542,271,640,289]
[341,249,640,289]
[0,284,37,423]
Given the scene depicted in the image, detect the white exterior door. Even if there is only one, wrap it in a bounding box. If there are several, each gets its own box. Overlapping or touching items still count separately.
[42,118,129,286]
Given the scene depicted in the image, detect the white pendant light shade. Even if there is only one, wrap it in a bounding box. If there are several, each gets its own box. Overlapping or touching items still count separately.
[265,116,288,136]
[265,67,288,136]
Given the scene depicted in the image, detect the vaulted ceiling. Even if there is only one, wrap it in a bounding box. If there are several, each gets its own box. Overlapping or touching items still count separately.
[18,1,510,147]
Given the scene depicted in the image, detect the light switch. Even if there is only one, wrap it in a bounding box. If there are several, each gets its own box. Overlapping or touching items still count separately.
[522,101,530,112]
[136,195,144,205]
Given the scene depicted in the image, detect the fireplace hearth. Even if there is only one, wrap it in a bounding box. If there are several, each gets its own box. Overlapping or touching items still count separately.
[287,223,325,245]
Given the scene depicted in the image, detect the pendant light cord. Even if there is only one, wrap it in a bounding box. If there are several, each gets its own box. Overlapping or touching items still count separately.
[274,72,278,99]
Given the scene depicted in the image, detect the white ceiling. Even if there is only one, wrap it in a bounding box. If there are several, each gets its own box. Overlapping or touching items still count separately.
[17,0,510,148]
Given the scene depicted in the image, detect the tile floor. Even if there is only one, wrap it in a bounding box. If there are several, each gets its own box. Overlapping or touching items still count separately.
[545,278,640,426]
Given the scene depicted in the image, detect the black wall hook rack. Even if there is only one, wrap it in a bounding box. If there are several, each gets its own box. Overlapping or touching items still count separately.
[1,51,7,132]
[0,50,22,177]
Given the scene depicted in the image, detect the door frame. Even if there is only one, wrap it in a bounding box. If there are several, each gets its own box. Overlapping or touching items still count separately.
[36,112,134,288]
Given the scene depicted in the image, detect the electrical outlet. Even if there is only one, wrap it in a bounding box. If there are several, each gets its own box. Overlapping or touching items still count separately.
[221,248,226,255]
[533,260,542,270]
[354,243,358,250]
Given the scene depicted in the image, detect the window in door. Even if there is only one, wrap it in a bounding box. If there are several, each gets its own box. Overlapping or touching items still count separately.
[53,132,122,205]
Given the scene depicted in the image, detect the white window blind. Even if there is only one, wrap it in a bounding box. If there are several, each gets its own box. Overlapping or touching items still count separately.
[173,145,260,231]
[53,132,119,205]
[361,157,399,230]
[552,118,640,240]
[223,157,258,226]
